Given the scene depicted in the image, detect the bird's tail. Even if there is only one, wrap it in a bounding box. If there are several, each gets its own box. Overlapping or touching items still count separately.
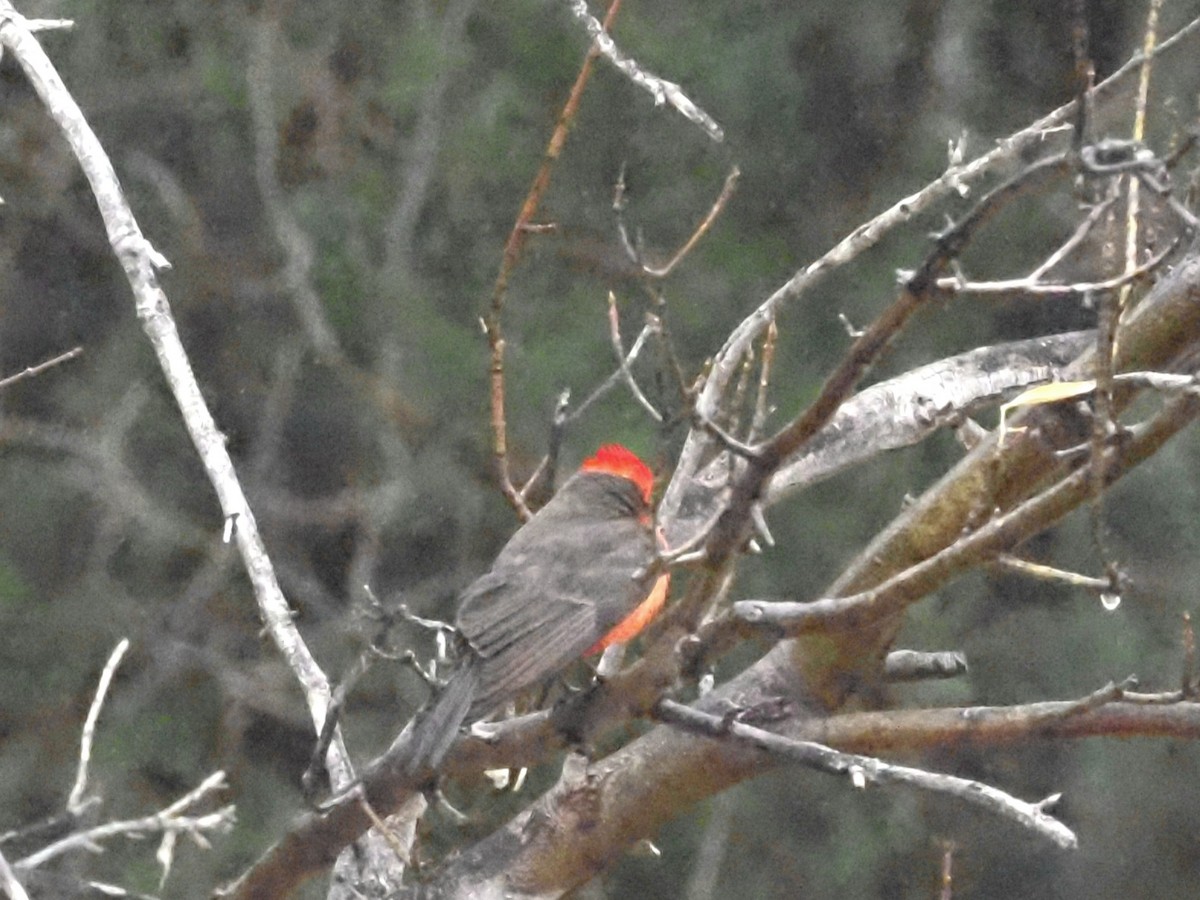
[399,662,478,776]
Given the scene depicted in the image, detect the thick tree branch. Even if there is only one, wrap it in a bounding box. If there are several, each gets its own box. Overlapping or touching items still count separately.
[411,684,1200,898]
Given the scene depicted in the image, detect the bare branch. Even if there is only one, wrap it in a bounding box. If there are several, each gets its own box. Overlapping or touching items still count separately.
[416,685,1200,897]
[68,638,129,814]
[487,0,623,520]
[941,236,1177,296]
[564,0,724,141]
[737,388,1200,638]
[665,14,1200,522]
[619,166,740,278]
[0,846,29,900]
[0,345,82,389]
[655,700,1077,849]
[607,292,663,421]
[765,331,1094,503]
[16,772,232,871]
[0,0,356,791]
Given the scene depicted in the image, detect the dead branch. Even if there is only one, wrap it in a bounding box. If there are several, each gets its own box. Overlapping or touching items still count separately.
[654,700,1076,849]
[0,0,357,809]
[0,345,82,389]
[486,0,623,520]
[664,14,1200,523]
[564,0,724,141]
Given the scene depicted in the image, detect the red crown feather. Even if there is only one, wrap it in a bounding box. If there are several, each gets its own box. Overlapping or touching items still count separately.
[580,444,655,503]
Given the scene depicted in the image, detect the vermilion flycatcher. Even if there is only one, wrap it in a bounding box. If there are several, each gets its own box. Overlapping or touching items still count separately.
[402,444,669,772]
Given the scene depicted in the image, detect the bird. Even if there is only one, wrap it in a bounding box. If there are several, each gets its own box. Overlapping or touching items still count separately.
[400,444,669,774]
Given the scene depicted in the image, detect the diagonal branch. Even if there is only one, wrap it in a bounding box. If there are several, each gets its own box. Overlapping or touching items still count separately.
[564,0,724,141]
[0,0,355,792]
[486,0,623,520]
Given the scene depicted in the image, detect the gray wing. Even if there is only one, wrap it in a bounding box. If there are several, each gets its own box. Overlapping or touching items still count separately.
[455,508,655,718]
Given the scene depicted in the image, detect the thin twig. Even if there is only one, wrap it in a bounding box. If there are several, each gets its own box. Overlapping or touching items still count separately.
[358,797,410,866]
[725,340,756,439]
[749,318,777,441]
[991,554,1112,594]
[636,167,740,278]
[68,638,130,813]
[942,237,1175,295]
[1029,195,1116,280]
[17,772,232,870]
[692,412,761,462]
[650,291,694,407]
[565,321,657,424]
[0,345,82,390]
[939,841,955,900]
[22,17,71,31]
[608,292,663,421]
[564,0,724,141]
[486,0,623,520]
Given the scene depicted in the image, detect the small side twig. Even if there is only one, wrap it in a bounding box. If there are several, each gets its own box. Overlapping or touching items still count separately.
[692,412,761,461]
[939,840,956,900]
[357,797,411,866]
[991,554,1112,595]
[68,638,130,814]
[565,322,658,425]
[941,237,1176,296]
[16,772,232,871]
[622,166,740,278]
[564,0,724,142]
[1029,195,1116,280]
[608,292,663,422]
[0,345,82,390]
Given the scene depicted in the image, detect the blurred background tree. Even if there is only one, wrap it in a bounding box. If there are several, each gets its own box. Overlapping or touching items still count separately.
[2,0,1200,897]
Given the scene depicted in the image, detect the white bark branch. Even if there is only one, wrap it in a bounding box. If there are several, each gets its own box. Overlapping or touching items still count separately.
[0,1,353,790]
